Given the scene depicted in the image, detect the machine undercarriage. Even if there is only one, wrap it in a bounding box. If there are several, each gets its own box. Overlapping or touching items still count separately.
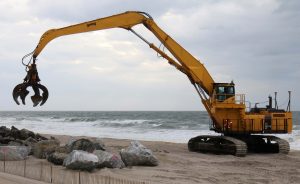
[188,135,290,157]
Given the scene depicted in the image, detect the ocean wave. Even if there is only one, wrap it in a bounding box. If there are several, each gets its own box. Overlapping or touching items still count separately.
[50,116,61,119]
[0,111,299,150]
[64,117,98,122]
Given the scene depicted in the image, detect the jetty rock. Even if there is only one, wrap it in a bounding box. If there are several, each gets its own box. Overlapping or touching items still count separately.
[47,145,69,165]
[47,152,68,165]
[10,126,35,140]
[120,141,159,166]
[0,126,11,137]
[63,150,98,171]
[33,139,60,159]
[23,137,38,155]
[8,139,24,146]
[0,126,47,146]
[93,138,106,151]
[67,138,105,153]
[94,150,125,169]
[0,146,30,161]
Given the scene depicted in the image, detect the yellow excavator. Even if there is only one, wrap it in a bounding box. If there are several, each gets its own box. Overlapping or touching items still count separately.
[13,11,292,156]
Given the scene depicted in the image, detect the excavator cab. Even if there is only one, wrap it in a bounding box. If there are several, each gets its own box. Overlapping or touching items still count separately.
[213,82,235,102]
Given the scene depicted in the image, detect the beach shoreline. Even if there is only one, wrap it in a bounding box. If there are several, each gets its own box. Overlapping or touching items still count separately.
[1,133,300,184]
[38,134,300,183]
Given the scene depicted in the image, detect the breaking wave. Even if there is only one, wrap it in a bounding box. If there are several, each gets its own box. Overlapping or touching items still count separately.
[0,111,299,150]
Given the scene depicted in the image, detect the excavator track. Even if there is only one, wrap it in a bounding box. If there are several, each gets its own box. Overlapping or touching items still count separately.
[188,135,290,156]
[223,136,248,157]
[188,135,247,157]
[244,135,290,154]
[273,136,290,154]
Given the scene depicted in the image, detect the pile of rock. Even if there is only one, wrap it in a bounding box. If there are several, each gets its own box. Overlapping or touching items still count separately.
[47,138,105,166]
[0,126,159,171]
[0,126,47,146]
[47,138,126,170]
[0,126,48,161]
[47,138,158,171]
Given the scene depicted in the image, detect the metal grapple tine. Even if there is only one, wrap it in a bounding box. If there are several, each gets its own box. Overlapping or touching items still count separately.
[37,84,49,106]
[12,83,30,105]
[29,84,49,107]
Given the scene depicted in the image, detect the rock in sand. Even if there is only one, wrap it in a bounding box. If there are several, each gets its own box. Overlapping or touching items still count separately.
[67,138,104,153]
[120,141,158,166]
[47,152,68,165]
[63,150,98,171]
[33,139,60,159]
[0,146,30,161]
[94,150,125,169]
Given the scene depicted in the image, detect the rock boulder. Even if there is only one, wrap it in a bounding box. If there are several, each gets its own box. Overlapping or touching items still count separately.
[67,138,104,153]
[19,128,35,140]
[94,150,125,169]
[33,139,60,159]
[8,139,23,146]
[23,137,38,155]
[35,133,48,141]
[63,150,98,171]
[47,152,68,165]
[93,139,105,151]
[0,126,10,137]
[120,141,158,166]
[0,146,30,161]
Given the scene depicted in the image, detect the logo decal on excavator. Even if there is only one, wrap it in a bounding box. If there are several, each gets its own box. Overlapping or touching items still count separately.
[87,22,96,27]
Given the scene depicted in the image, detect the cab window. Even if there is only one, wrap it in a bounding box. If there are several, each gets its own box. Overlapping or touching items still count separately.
[226,86,234,94]
[216,86,234,101]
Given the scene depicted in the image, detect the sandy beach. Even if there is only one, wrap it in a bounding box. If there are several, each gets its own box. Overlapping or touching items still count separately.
[16,134,299,184]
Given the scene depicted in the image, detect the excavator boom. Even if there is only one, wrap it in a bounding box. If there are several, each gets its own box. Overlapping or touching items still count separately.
[32,11,214,95]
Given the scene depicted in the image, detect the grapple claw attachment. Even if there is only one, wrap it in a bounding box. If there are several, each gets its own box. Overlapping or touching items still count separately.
[12,63,49,107]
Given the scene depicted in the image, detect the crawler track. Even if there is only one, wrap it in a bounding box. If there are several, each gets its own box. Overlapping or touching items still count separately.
[244,135,290,154]
[188,135,290,156]
[272,136,290,154]
[188,135,247,157]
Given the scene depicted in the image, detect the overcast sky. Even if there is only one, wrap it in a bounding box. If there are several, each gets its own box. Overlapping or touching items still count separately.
[0,0,299,111]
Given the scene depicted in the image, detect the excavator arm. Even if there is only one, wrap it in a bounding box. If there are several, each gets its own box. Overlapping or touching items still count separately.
[33,11,214,95]
[13,11,217,132]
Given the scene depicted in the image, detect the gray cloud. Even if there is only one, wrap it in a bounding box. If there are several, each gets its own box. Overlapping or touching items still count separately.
[0,0,299,111]
[27,0,202,22]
